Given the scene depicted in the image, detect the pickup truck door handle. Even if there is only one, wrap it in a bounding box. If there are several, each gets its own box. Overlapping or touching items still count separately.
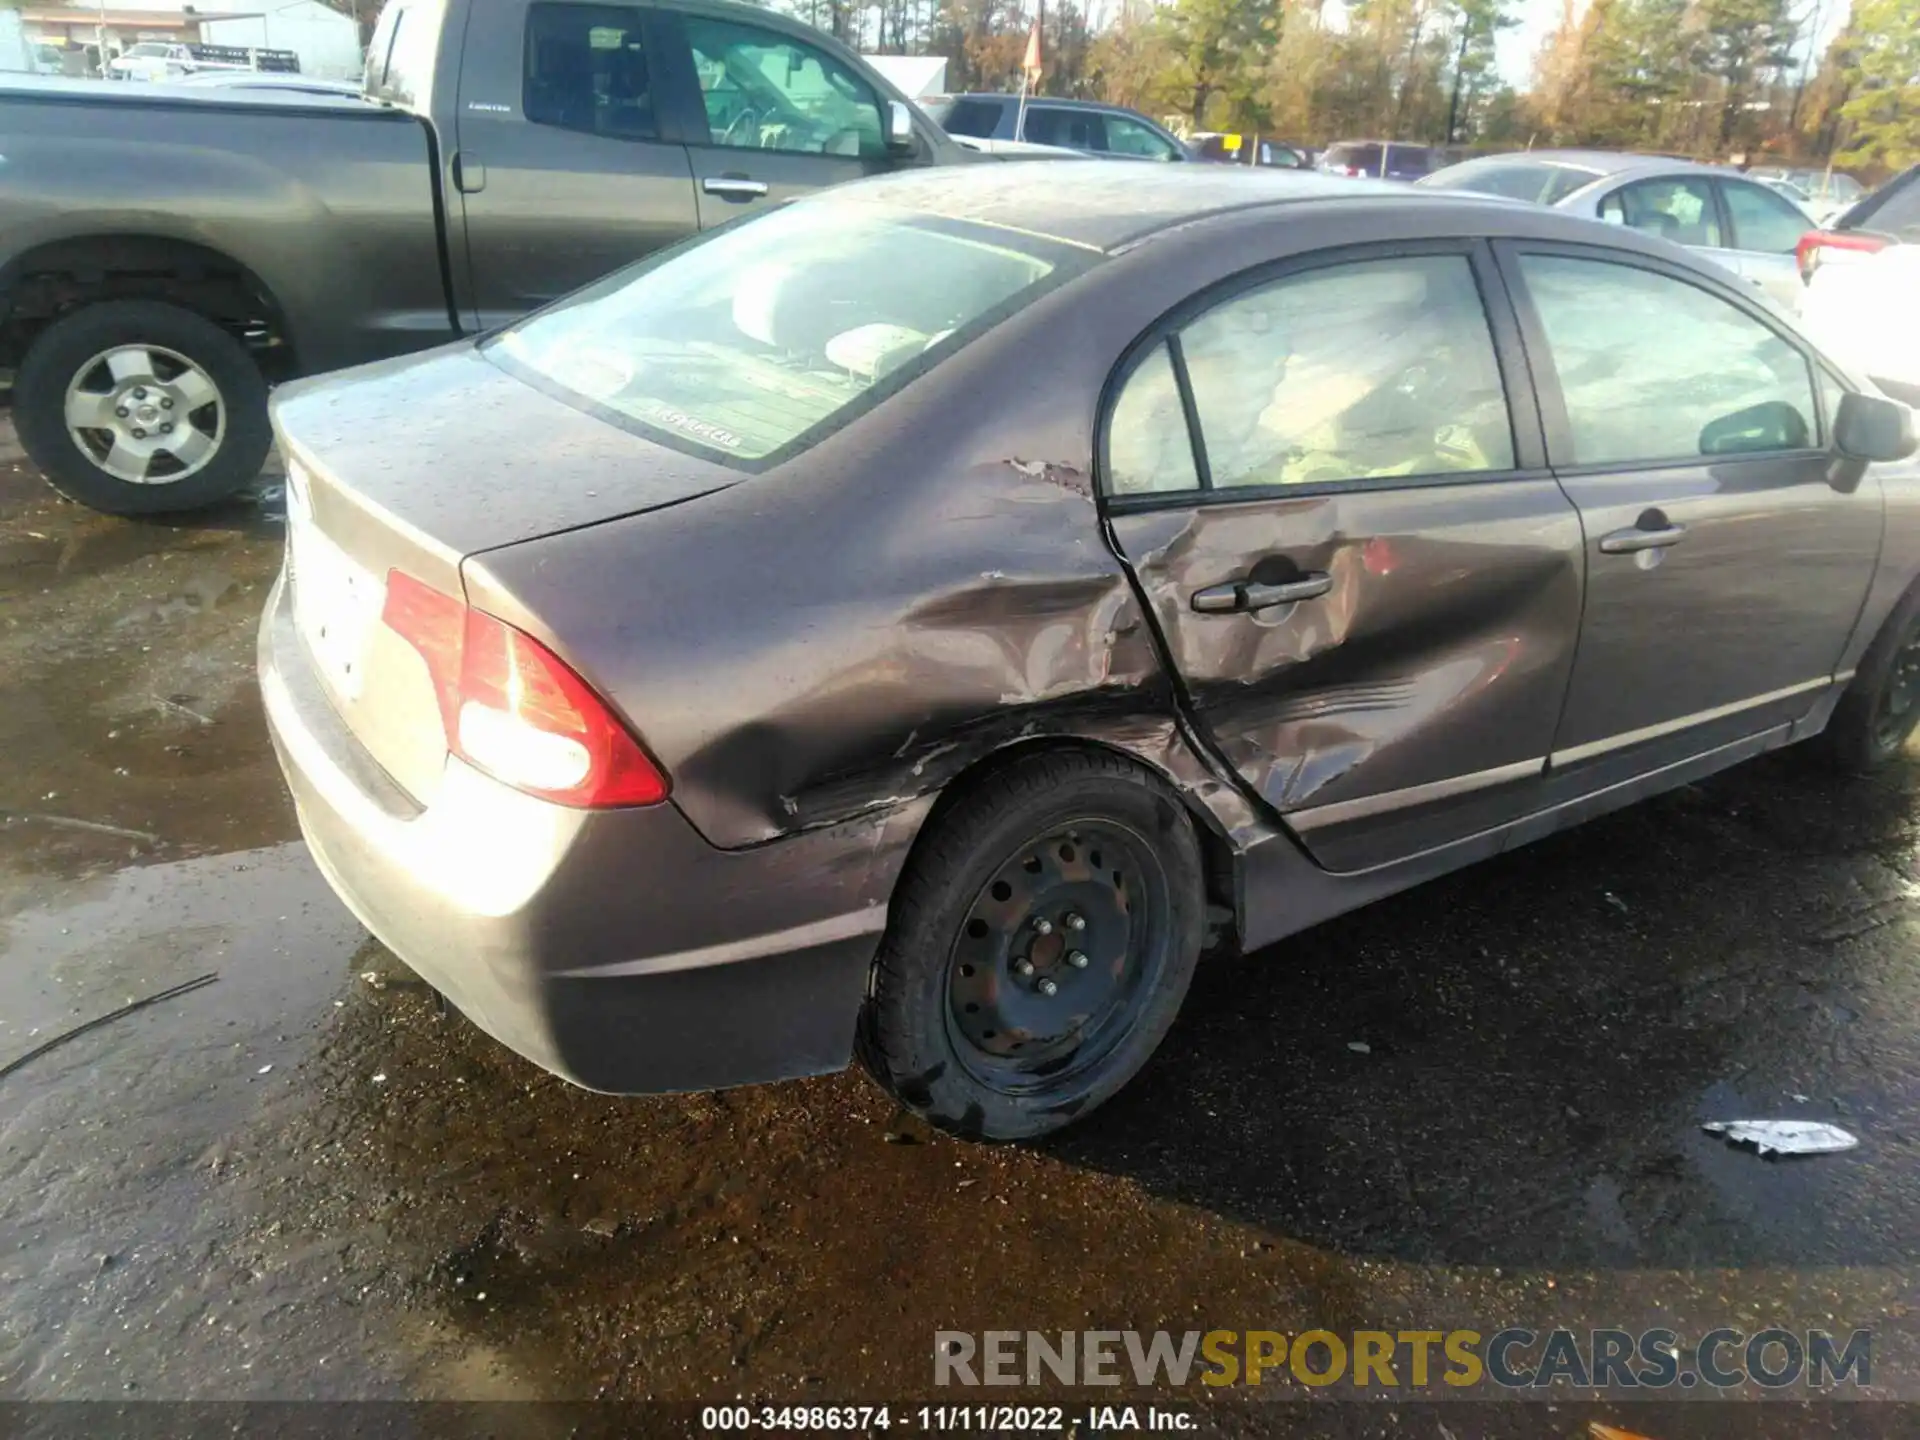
[702,175,769,201]
[452,153,485,193]
[1598,523,1687,554]
[1191,572,1332,614]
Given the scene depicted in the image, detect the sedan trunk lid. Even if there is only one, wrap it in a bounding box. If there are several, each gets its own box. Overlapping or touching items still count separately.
[274,344,733,807]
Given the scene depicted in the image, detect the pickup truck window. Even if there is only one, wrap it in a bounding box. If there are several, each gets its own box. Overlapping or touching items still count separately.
[488,202,1083,465]
[683,16,883,160]
[379,0,441,107]
[524,4,658,140]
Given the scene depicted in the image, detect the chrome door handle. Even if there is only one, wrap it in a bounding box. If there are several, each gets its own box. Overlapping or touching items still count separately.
[1598,524,1687,554]
[1191,572,1332,614]
[702,176,769,200]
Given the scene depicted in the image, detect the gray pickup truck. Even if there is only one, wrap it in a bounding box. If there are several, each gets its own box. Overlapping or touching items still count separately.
[0,0,969,514]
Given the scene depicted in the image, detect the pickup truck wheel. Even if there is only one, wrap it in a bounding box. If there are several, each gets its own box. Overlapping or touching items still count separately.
[15,300,271,516]
[858,749,1204,1142]
[1815,585,1920,774]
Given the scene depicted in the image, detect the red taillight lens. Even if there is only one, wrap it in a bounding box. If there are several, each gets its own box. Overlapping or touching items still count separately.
[1797,229,1889,283]
[380,570,668,809]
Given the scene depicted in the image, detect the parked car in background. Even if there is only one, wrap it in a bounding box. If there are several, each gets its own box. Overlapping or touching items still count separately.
[1799,167,1920,408]
[262,163,1918,1143]
[1421,151,1814,311]
[1318,140,1442,181]
[0,0,970,516]
[1189,131,1310,168]
[925,94,1188,161]
[1750,165,1865,224]
[1756,175,1816,215]
[949,134,1086,160]
[1795,163,1920,286]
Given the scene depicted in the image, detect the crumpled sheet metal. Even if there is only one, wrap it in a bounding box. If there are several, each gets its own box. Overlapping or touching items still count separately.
[1702,1119,1860,1156]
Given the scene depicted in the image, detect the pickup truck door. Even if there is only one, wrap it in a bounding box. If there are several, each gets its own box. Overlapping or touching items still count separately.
[450,2,699,330]
[650,10,892,230]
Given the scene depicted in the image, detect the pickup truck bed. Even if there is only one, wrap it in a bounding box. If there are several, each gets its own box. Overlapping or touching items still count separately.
[0,0,965,514]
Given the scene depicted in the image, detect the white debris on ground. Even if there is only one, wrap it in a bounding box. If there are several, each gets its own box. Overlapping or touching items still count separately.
[1702,1119,1860,1156]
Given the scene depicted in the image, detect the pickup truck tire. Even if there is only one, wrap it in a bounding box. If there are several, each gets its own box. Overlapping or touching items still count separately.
[1814,583,1920,774]
[16,300,272,516]
[857,749,1204,1141]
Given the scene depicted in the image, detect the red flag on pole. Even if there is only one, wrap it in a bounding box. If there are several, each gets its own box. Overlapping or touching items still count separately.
[1022,17,1043,80]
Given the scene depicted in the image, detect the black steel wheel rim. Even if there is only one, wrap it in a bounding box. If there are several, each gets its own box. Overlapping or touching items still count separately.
[944,818,1171,1095]
[1875,622,1920,750]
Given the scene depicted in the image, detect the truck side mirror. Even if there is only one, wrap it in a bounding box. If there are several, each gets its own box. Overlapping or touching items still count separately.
[1836,390,1917,463]
[886,100,916,156]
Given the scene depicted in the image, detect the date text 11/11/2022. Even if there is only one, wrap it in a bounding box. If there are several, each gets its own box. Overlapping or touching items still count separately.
[700,1406,1197,1431]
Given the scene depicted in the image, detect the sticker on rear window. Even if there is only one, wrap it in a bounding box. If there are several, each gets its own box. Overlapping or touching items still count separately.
[630,400,744,450]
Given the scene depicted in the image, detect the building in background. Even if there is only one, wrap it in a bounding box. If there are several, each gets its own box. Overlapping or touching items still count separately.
[862,54,946,100]
[24,0,360,78]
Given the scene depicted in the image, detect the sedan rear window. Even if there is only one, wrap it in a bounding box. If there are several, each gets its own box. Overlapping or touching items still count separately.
[1421,158,1599,205]
[487,202,1088,465]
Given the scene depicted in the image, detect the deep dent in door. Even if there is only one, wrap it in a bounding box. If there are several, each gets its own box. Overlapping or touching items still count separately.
[1109,480,1586,871]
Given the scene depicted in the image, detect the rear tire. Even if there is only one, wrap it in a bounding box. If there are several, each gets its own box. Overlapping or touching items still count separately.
[1814,583,1920,773]
[858,749,1205,1142]
[15,300,272,516]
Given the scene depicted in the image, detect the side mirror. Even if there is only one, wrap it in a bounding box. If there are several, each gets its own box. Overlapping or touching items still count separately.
[885,100,916,156]
[1836,390,1918,463]
[1699,400,1810,456]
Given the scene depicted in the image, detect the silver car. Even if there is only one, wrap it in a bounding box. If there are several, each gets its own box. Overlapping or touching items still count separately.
[1421,151,1814,312]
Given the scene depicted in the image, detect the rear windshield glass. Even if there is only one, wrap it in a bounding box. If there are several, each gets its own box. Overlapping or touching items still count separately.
[1324,143,1380,170]
[929,97,1002,138]
[1852,170,1920,241]
[1421,158,1598,204]
[487,202,1090,466]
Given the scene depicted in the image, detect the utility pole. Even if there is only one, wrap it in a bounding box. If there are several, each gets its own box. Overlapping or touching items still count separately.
[1445,14,1473,145]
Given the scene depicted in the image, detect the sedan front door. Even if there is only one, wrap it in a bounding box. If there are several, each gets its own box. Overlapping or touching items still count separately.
[1501,244,1882,774]
[1103,244,1586,873]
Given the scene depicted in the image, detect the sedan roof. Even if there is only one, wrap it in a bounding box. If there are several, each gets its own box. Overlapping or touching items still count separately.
[1487,149,1731,179]
[817,163,1479,252]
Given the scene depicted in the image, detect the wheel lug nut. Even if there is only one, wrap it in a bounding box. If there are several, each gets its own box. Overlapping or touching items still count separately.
[1032,918,1053,936]
[1068,951,1089,969]
[160,398,174,409]
[116,406,130,418]
[1014,958,1035,977]
[133,387,147,399]
[131,427,146,438]
[1038,978,1059,997]
[1065,913,1086,932]
[162,423,174,434]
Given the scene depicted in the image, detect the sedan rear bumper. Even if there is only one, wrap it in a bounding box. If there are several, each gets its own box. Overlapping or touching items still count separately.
[258,569,925,1094]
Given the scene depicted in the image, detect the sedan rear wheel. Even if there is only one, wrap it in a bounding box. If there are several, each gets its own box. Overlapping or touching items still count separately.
[859,749,1205,1141]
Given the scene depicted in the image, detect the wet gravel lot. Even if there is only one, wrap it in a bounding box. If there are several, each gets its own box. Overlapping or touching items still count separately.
[3,424,1920,1435]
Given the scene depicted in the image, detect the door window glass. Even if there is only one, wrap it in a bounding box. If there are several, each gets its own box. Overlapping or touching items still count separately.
[930,97,1003,138]
[523,4,657,140]
[1021,106,1102,150]
[684,17,883,158]
[1104,114,1181,161]
[1106,344,1198,494]
[1722,179,1811,254]
[1520,255,1817,466]
[1597,176,1723,248]
[1178,255,1514,489]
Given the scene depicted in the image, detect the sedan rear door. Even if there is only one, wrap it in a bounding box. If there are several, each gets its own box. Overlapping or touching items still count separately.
[1102,242,1586,872]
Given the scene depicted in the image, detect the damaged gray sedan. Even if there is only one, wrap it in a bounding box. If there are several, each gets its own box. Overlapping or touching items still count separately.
[261,165,1920,1141]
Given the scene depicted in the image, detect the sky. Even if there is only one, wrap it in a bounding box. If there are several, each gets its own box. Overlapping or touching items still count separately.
[1490,0,1855,87]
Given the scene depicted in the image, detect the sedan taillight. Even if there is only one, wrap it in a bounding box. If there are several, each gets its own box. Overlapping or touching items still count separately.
[1797,229,1890,283]
[381,570,669,809]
